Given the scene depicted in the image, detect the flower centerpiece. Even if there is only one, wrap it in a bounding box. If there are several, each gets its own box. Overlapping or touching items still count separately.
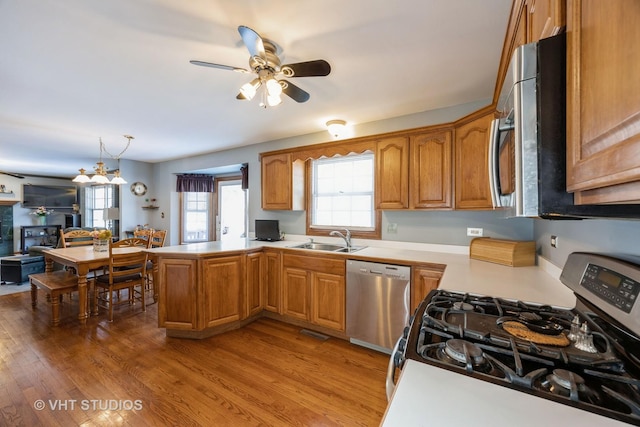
[30,206,53,225]
[90,229,112,252]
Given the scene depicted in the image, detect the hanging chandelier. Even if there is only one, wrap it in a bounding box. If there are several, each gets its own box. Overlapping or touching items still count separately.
[72,135,133,185]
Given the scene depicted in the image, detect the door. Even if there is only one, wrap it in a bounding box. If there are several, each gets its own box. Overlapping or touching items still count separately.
[216,178,247,241]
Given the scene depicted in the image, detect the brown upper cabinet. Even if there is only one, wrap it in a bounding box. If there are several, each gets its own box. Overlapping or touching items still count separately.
[409,130,453,209]
[261,153,305,210]
[494,0,566,104]
[375,136,409,209]
[454,111,494,210]
[374,130,453,210]
[527,0,566,43]
[565,0,640,204]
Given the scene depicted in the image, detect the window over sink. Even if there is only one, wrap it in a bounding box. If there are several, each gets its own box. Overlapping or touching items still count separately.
[308,152,380,238]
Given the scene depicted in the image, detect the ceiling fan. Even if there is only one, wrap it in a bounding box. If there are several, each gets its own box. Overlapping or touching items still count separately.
[190,25,331,107]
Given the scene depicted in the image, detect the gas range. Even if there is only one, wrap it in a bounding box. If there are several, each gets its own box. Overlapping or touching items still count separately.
[388,253,640,425]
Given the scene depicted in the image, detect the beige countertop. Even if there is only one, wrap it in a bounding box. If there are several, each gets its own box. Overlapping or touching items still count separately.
[150,236,577,309]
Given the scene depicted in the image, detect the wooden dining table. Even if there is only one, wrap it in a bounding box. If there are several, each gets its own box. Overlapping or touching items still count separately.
[42,246,143,324]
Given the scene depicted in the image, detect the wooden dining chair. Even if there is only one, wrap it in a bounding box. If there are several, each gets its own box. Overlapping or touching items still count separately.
[58,228,101,291]
[59,229,93,247]
[145,230,166,302]
[112,237,150,249]
[149,230,167,248]
[133,229,154,246]
[93,240,148,322]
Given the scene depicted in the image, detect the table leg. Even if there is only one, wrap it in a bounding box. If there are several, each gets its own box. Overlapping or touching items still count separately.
[77,274,88,324]
[45,257,54,273]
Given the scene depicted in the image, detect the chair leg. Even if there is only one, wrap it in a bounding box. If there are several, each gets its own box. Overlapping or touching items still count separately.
[93,284,98,315]
[141,282,146,312]
[108,287,114,322]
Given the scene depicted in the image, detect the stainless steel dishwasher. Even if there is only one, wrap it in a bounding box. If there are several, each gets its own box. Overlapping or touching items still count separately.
[346,259,411,354]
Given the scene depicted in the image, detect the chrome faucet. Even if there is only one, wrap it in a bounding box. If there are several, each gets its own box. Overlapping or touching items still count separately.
[330,228,351,249]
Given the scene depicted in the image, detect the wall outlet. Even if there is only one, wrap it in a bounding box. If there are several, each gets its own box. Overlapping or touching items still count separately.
[467,227,483,237]
[387,223,398,234]
[551,235,558,248]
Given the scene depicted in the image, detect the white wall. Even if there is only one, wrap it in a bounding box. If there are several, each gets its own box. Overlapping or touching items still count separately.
[534,218,640,268]
[118,159,154,236]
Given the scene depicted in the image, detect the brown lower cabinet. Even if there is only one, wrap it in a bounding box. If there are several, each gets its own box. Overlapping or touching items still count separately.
[283,253,346,332]
[264,249,281,313]
[246,251,264,318]
[411,266,444,312]
[157,248,444,339]
[202,255,244,328]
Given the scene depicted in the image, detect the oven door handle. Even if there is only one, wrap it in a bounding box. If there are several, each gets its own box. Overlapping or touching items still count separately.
[385,336,404,401]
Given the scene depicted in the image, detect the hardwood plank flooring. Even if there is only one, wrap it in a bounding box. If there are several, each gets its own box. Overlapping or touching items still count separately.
[0,291,389,426]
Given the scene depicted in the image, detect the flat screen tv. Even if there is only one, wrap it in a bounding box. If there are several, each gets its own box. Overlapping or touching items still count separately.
[22,185,78,209]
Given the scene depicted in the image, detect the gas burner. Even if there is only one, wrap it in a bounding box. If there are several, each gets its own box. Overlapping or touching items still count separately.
[438,339,487,367]
[444,339,485,364]
[539,369,602,405]
[452,301,475,311]
[550,369,585,390]
[430,339,506,378]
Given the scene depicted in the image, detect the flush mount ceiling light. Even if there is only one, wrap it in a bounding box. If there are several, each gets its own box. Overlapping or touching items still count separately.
[326,120,347,138]
[72,135,133,185]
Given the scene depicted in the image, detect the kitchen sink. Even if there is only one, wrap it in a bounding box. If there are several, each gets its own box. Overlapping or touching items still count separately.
[288,242,366,253]
[334,246,366,253]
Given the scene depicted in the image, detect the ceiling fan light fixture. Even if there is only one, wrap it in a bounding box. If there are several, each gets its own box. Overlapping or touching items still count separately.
[191,25,330,107]
[266,77,282,97]
[240,78,261,100]
[326,119,347,138]
[267,93,282,107]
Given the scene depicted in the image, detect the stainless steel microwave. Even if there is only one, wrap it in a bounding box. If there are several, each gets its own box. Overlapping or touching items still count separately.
[488,33,640,219]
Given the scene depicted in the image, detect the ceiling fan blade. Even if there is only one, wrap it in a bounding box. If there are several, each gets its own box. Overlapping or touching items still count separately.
[238,25,266,61]
[0,171,25,179]
[190,60,249,73]
[280,80,310,103]
[280,60,331,77]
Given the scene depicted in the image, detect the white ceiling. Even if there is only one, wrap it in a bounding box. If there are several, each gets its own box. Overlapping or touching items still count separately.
[0,0,512,178]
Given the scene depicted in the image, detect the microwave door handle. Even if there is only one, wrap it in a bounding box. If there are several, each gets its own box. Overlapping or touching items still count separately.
[488,118,502,208]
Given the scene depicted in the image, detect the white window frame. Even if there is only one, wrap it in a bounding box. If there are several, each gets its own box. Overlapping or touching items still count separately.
[309,153,376,233]
[180,192,212,243]
[84,185,116,229]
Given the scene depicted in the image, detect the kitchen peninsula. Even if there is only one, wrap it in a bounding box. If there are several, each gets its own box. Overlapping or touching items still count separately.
[150,237,576,339]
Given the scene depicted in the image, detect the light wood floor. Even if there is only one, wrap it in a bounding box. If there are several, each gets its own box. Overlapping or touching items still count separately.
[0,290,389,426]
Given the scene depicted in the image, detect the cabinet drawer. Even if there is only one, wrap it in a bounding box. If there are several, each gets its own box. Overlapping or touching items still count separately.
[283,254,345,275]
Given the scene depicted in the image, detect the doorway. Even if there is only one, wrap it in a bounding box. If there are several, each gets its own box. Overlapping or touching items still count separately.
[216,178,247,241]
